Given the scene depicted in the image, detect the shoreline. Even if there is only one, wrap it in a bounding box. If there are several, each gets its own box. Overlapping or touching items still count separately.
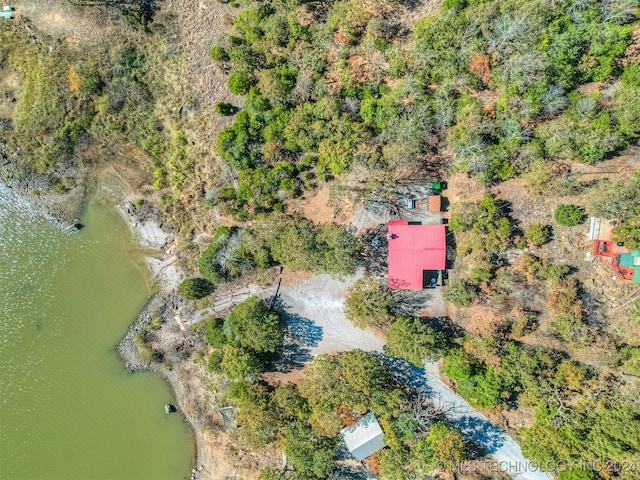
[1,175,208,479]
[116,294,203,476]
[113,195,240,480]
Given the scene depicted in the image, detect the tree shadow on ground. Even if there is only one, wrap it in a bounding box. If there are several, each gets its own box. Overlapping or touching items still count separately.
[273,311,323,373]
[454,416,505,454]
[390,289,435,316]
[379,355,506,454]
[379,354,434,394]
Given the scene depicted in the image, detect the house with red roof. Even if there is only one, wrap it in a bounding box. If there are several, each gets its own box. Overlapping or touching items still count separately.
[387,220,447,290]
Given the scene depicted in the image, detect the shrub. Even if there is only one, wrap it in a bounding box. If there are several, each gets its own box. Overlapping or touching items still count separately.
[507,309,538,338]
[443,280,477,308]
[548,278,582,318]
[228,71,254,95]
[208,350,224,373]
[525,224,553,246]
[215,102,237,116]
[210,45,229,62]
[178,278,214,299]
[554,204,585,226]
[546,264,571,283]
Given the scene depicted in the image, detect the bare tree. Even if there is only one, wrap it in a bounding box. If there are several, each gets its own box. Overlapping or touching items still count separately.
[410,390,467,431]
[541,84,568,117]
[489,13,529,55]
[601,0,638,25]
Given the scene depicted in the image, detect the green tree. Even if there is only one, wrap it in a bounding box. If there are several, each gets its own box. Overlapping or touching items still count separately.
[612,207,640,249]
[224,296,282,353]
[258,467,282,480]
[586,177,640,220]
[205,318,226,348]
[426,422,465,472]
[344,278,394,328]
[178,278,214,299]
[554,204,585,226]
[220,343,264,380]
[449,195,513,256]
[386,316,448,366]
[283,424,336,479]
[525,224,553,246]
[228,71,254,95]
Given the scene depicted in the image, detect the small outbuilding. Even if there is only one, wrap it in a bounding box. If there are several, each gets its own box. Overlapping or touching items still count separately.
[618,250,640,284]
[428,195,441,212]
[341,413,386,461]
[1,6,13,19]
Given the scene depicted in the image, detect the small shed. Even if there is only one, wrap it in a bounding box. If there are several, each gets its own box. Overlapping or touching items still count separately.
[1,6,13,19]
[428,195,441,212]
[340,413,386,461]
[618,250,640,284]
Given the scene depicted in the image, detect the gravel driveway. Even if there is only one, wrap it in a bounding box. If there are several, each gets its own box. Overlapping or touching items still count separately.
[277,273,385,358]
[422,360,552,480]
[275,270,549,479]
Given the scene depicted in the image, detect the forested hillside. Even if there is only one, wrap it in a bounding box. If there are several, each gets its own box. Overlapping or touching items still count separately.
[1,1,639,479]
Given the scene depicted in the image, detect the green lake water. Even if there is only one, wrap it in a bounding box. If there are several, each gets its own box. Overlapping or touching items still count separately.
[0,187,193,480]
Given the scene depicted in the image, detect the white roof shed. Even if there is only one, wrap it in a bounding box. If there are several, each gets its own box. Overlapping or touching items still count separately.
[340,412,386,461]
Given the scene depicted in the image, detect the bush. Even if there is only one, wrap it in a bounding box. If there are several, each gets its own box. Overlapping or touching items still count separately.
[228,71,254,95]
[208,350,224,373]
[525,224,553,246]
[554,204,585,226]
[210,45,229,62]
[548,278,582,319]
[178,278,214,299]
[215,102,237,116]
[443,280,477,308]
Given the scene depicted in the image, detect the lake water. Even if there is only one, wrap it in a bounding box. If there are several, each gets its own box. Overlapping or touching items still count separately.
[0,186,193,480]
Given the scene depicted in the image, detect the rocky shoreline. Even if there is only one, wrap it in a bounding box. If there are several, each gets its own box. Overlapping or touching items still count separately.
[0,144,87,225]
[113,200,217,480]
[116,293,206,475]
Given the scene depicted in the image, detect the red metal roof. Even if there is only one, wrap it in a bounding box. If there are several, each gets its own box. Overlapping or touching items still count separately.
[387,222,446,289]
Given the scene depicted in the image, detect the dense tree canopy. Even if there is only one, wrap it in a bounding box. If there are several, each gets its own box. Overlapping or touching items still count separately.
[224,296,283,354]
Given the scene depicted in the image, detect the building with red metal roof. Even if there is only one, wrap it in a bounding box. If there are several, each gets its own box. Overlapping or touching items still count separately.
[387,220,446,290]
